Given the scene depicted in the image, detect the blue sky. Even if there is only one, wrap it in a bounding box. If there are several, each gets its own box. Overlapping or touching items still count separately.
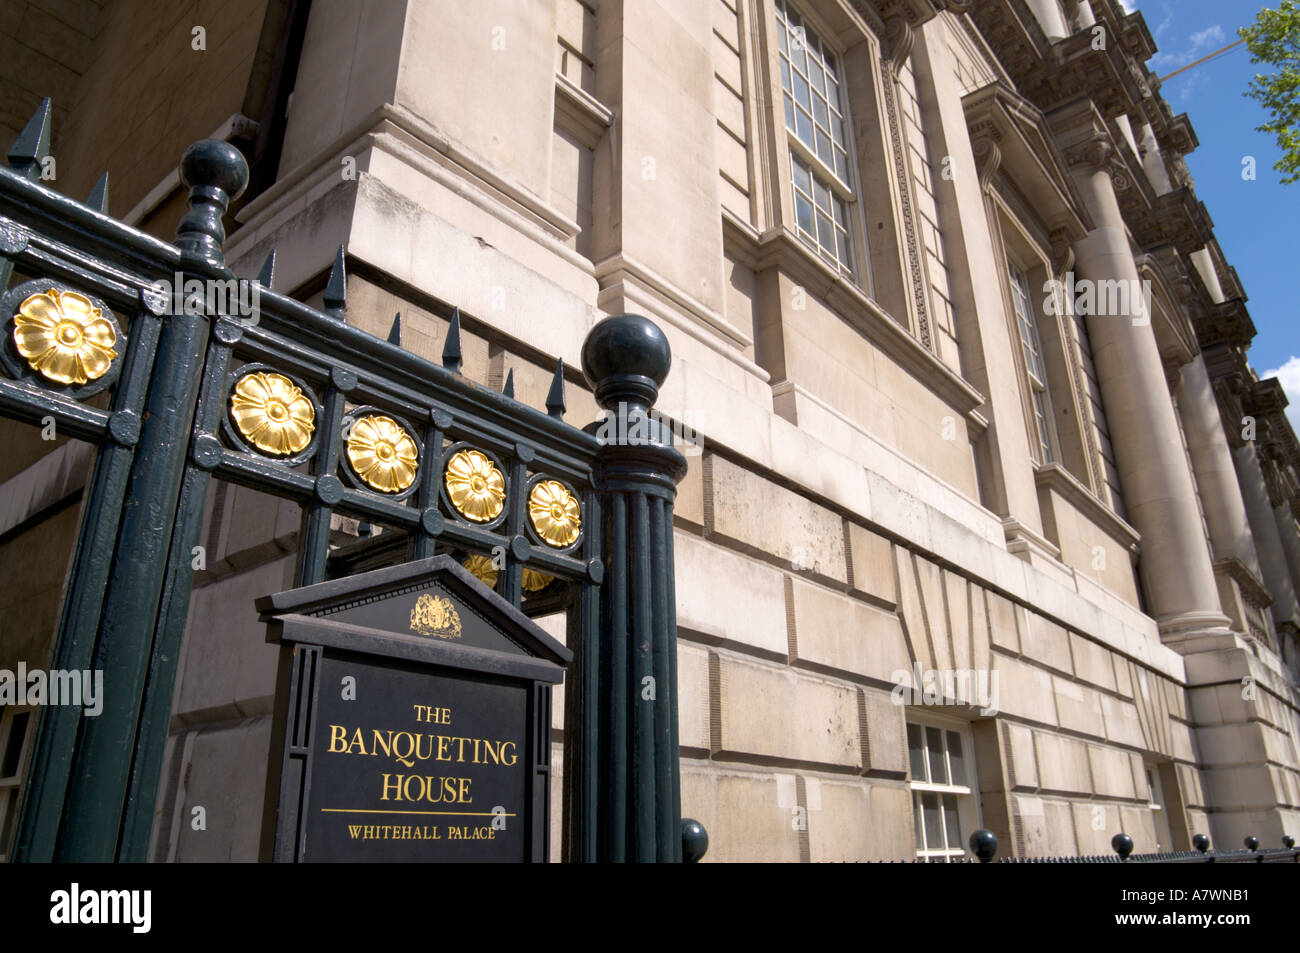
[1122,0,1299,426]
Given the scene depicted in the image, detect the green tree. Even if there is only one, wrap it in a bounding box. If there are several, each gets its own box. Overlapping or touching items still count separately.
[1241,0,1300,184]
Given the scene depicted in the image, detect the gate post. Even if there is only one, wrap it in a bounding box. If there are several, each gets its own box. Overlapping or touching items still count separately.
[44,141,247,860]
[576,314,688,861]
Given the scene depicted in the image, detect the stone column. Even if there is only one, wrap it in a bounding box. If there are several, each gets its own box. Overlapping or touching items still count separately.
[1177,355,1262,576]
[1026,0,1070,40]
[1064,137,1230,638]
[1234,441,1300,631]
[1273,500,1300,609]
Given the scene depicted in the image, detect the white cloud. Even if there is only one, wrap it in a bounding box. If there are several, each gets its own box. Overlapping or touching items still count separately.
[1263,356,1300,435]
[1188,24,1226,53]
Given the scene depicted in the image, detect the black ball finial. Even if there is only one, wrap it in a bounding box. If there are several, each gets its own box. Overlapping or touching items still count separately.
[1283,835,1295,849]
[176,139,249,263]
[1111,833,1134,859]
[580,314,673,412]
[1192,833,1210,853]
[681,818,708,863]
[1244,835,1259,851]
[969,829,998,863]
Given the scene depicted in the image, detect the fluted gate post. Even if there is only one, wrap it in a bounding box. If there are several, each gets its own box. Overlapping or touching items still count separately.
[574,314,688,862]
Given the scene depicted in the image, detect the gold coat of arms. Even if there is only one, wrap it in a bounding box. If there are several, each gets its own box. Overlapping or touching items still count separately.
[409,593,463,639]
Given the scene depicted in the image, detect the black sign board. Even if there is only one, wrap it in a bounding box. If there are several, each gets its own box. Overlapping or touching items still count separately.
[257,555,571,862]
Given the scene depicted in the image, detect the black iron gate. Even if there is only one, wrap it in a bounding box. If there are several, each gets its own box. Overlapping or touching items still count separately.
[1,100,689,862]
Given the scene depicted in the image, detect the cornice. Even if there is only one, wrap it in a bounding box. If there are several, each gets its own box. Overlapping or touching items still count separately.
[1213,557,1273,611]
[963,82,1092,239]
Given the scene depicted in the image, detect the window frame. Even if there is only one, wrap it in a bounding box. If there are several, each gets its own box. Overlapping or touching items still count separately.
[1007,256,1062,466]
[906,711,982,862]
[0,705,35,861]
[769,0,868,284]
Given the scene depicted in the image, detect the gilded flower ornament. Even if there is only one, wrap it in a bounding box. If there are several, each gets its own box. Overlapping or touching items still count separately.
[529,479,581,547]
[13,287,118,385]
[229,372,315,455]
[445,449,506,522]
[523,568,553,592]
[347,415,419,492]
[463,553,499,589]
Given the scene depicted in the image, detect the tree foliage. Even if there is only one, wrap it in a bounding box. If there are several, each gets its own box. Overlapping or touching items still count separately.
[1241,0,1300,184]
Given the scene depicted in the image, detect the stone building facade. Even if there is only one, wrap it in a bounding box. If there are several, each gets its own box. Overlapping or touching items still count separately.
[2,0,1299,861]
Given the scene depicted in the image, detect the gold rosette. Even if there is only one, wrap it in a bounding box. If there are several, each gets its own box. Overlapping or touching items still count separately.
[13,287,118,385]
[229,372,315,455]
[463,553,499,589]
[528,479,581,547]
[445,449,506,522]
[522,568,553,592]
[346,415,419,492]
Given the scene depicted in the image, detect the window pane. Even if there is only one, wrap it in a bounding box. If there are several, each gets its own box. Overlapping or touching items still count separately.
[816,210,834,249]
[922,792,943,850]
[913,794,925,849]
[808,58,824,95]
[831,113,846,148]
[813,94,829,131]
[926,726,947,784]
[778,18,789,54]
[836,229,851,266]
[943,793,962,849]
[834,150,848,183]
[815,129,833,166]
[793,72,811,111]
[792,154,810,194]
[2,712,29,779]
[907,723,926,780]
[780,57,791,94]
[795,192,814,236]
[812,176,830,212]
[947,731,966,786]
[783,93,795,130]
[795,106,812,145]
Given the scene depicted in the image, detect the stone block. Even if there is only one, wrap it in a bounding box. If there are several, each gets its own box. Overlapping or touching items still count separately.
[1072,801,1121,855]
[1034,731,1093,794]
[990,653,1057,726]
[859,688,907,775]
[674,531,787,657]
[1004,722,1038,789]
[171,717,272,862]
[1100,693,1146,749]
[716,656,860,768]
[914,557,952,671]
[807,778,913,861]
[1021,612,1073,675]
[986,591,1020,654]
[1069,633,1117,692]
[1120,805,1159,854]
[680,765,802,862]
[1042,797,1080,856]
[789,577,909,682]
[895,548,931,670]
[945,571,972,672]
[675,452,705,529]
[707,454,847,582]
[1088,743,1137,799]
[846,522,897,606]
[678,643,711,751]
[1053,676,1105,738]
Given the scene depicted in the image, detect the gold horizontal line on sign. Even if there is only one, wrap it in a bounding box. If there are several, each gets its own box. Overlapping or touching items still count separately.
[320,808,517,817]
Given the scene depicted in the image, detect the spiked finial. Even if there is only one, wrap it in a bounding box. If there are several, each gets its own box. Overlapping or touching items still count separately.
[502,368,515,399]
[256,247,277,288]
[322,245,346,319]
[441,308,462,373]
[8,97,52,182]
[388,312,402,346]
[86,172,110,213]
[175,139,249,263]
[546,358,566,419]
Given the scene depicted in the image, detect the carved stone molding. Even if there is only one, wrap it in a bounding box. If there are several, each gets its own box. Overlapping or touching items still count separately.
[885,16,914,77]
[971,133,1002,192]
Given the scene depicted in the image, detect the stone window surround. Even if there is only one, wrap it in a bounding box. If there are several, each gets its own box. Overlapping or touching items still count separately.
[767,0,872,287]
[906,710,982,861]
